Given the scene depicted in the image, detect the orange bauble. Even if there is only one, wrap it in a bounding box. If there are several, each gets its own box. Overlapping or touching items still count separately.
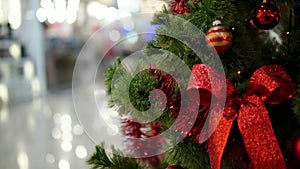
[206,20,233,52]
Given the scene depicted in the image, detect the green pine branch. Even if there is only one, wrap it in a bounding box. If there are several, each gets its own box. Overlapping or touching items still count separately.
[87,144,144,169]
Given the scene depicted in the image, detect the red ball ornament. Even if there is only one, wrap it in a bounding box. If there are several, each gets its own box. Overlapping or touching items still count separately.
[295,135,300,160]
[252,2,280,30]
[166,165,185,169]
[206,20,233,52]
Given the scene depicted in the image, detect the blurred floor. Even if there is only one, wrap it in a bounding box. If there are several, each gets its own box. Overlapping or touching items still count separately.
[0,88,98,169]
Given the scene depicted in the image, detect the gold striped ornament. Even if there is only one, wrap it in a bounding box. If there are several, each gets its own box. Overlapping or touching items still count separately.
[206,20,233,52]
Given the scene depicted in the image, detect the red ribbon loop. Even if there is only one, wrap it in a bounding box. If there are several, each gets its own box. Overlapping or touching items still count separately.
[187,64,296,169]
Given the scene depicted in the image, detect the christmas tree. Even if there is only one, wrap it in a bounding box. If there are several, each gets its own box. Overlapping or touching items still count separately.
[87,0,300,168]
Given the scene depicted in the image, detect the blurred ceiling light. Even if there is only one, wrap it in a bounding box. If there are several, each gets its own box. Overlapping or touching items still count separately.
[8,0,21,29]
[36,8,47,22]
[87,1,132,22]
[23,60,35,78]
[105,7,118,22]
[37,0,80,24]
[0,84,9,107]
[55,9,67,23]
[40,0,54,9]
[87,1,102,17]
[9,43,21,59]
[117,0,140,13]
[0,107,9,122]
[66,11,77,24]
[31,77,41,97]
[117,10,131,20]
[0,0,5,23]
[17,151,29,169]
[95,5,107,20]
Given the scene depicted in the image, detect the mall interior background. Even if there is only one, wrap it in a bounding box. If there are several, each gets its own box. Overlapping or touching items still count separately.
[0,0,166,168]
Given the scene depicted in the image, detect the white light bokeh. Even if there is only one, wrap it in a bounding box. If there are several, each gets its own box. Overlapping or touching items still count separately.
[61,141,72,152]
[23,61,35,78]
[87,1,102,17]
[61,114,72,125]
[66,11,77,24]
[75,145,87,159]
[52,127,62,139]
[0,84,9,106]
[117,0,140,13]
[122,20,135,31]
[40,0,54,9]
[126,31,139,44]
[9,43,21,59]
[95,5,107,20]
[109,30,121,42]
[37,0,80,24]
[117,10,131,20]
[0,108,9,122]
[53,113,62,124]
[60,123,72,133]
[58,160,70,169]
[72,124,84,135]
[105,7,118,22]
[17,151,29,169]
[62,132,73,141]
[8,0,21,29]
[45,153,55,164]
[31,78,41,97]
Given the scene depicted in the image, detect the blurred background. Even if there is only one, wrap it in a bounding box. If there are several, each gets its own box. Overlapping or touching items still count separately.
[0,0,167,168]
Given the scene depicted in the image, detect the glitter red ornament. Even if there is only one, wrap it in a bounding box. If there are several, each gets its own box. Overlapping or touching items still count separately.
[122,119,164,168]
[206,20,233,52]
[252,1,280,30]
[169,0,189,15]
[166,165,185,169]
[295,135,300,160]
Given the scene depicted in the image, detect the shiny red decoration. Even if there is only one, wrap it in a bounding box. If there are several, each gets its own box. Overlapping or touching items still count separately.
[122,119,164,168]
[252,2,280,30]
[296,135,300,160]
[187,64,297,169]
[169,0,189,15]
[166,165,185,169]
[122,68,182,168]
[206,20,233,52]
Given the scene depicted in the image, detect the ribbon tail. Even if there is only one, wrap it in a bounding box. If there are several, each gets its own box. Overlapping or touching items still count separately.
[208,109,235,169]
[238,95,286,169]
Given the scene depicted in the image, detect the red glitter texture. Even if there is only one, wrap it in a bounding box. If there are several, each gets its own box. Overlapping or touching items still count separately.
[186,64,296,169]
[169,0,189,15]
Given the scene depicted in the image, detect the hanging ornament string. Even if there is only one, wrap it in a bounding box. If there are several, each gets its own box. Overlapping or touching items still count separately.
[186,64,297,169]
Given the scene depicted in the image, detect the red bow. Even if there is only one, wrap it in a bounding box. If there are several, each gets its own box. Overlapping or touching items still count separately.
[187,64,296,169]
